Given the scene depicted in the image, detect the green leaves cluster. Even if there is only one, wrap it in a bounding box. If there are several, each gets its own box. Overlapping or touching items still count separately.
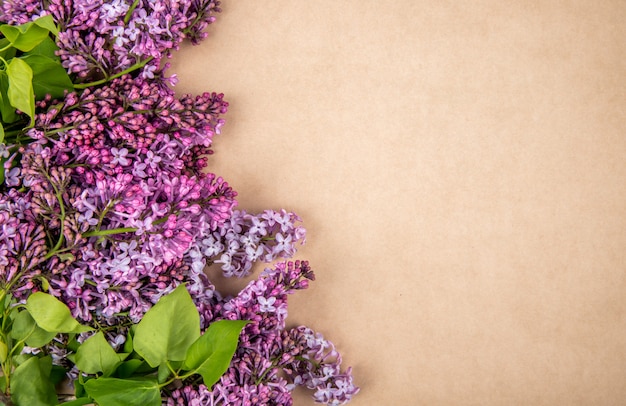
[0,15,73,128]
[0,285,248,406]
[0,15,73,183]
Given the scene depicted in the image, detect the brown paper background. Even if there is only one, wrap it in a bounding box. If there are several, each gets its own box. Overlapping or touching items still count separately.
[170,1,626,404]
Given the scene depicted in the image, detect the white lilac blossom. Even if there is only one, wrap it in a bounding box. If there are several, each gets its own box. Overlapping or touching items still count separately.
[208,209,306,277]
[0,0,358,404]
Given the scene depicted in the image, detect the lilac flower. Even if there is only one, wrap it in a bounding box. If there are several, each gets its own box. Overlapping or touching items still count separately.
[286,327,360,405]
[4,168,21,187]
[77,208,99,227]
[186,261,357,405]
[142,63,157,79]
[132,161,148,178]
[0,144,10,159]
[38,0,223,83]
[100,0,129,22]
[274,233,294,257]
[110,147,130,166]
[124,21,141,41]
[258,296,277,313]
[0,2,357,404]
[0,190,48,296]
[0,0,42,24]
[203,209,306,277]
[144,150,161,168]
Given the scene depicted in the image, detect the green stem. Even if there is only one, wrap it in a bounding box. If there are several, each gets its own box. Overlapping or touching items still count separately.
[124,0,141,25]
[0,305,12,395]
[95,200,116,231]
[166,369,195,386]
[73,57,154,89]
[254,358,279,385]
[82,227,137,238]
[42,176,66,261]
[182,1,214,36]
[157,361,198,389]
[165,361,178,377]
[44,126,75,136]
[1,361,10,395]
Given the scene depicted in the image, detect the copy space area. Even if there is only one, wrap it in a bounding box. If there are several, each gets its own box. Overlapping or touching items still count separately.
[171,2,626,404]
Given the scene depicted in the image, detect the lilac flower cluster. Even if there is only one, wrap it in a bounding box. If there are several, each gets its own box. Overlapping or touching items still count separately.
[0,1,358,404]
[1,0,221,82]
[190,209,307,278]
[168,261,358,405]
[0,189,46,295]
[8,74,236,324]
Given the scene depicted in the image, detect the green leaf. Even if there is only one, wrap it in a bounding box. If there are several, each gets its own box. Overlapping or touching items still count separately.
[0,291,8,308]
[21,55,73,100]
[73,377,86,398]
[12,353,32,367]
[56,252,76,262]
[24,36,59,60]
[121,357,155,376]
[11,309,36,340]
[25,292,92,334]
[11,342,24,361]
[0,340,6,363]
[182,319,249,388]
[37,275,51,292]
[133,285,200,368]
[57,397,92,406]
[0,123,3,144]
[83,377,161,406]
[6,58,35,126]
[157,362,170,384]
[32,15,59,36]
[75,331,126,376]
[0,38,16,60]
[0,71,18,123]
[66,335,80,353]
[10,309,56,347]
[50,365,67,385]
[113,359,145,379]
[0,21,49,52]
[10,356,58,406]
[123,330,134,353]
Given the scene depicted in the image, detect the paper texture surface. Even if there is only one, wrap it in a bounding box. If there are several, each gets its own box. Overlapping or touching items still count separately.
[171,1,626,404]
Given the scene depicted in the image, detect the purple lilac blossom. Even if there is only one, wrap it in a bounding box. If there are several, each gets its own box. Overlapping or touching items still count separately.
[0,1,357,404]
[286,327,359,405]
[12,75,235,323]
[177,261,358,405]
[1,0,221,82]
[0,190,47,293]
[205,209,306,277]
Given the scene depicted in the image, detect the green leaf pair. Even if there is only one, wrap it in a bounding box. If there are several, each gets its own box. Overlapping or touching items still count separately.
[133,285,249,388]
[0,15,73,148]
[10,356,57,406]
[81,285,249,406]
[133,284,201,367]
[0,286,248,406]
[2,293,93,406]
[25,292,93,334]
[75,332,129,376]
[83,378,161,406]
[0,15,58,53]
